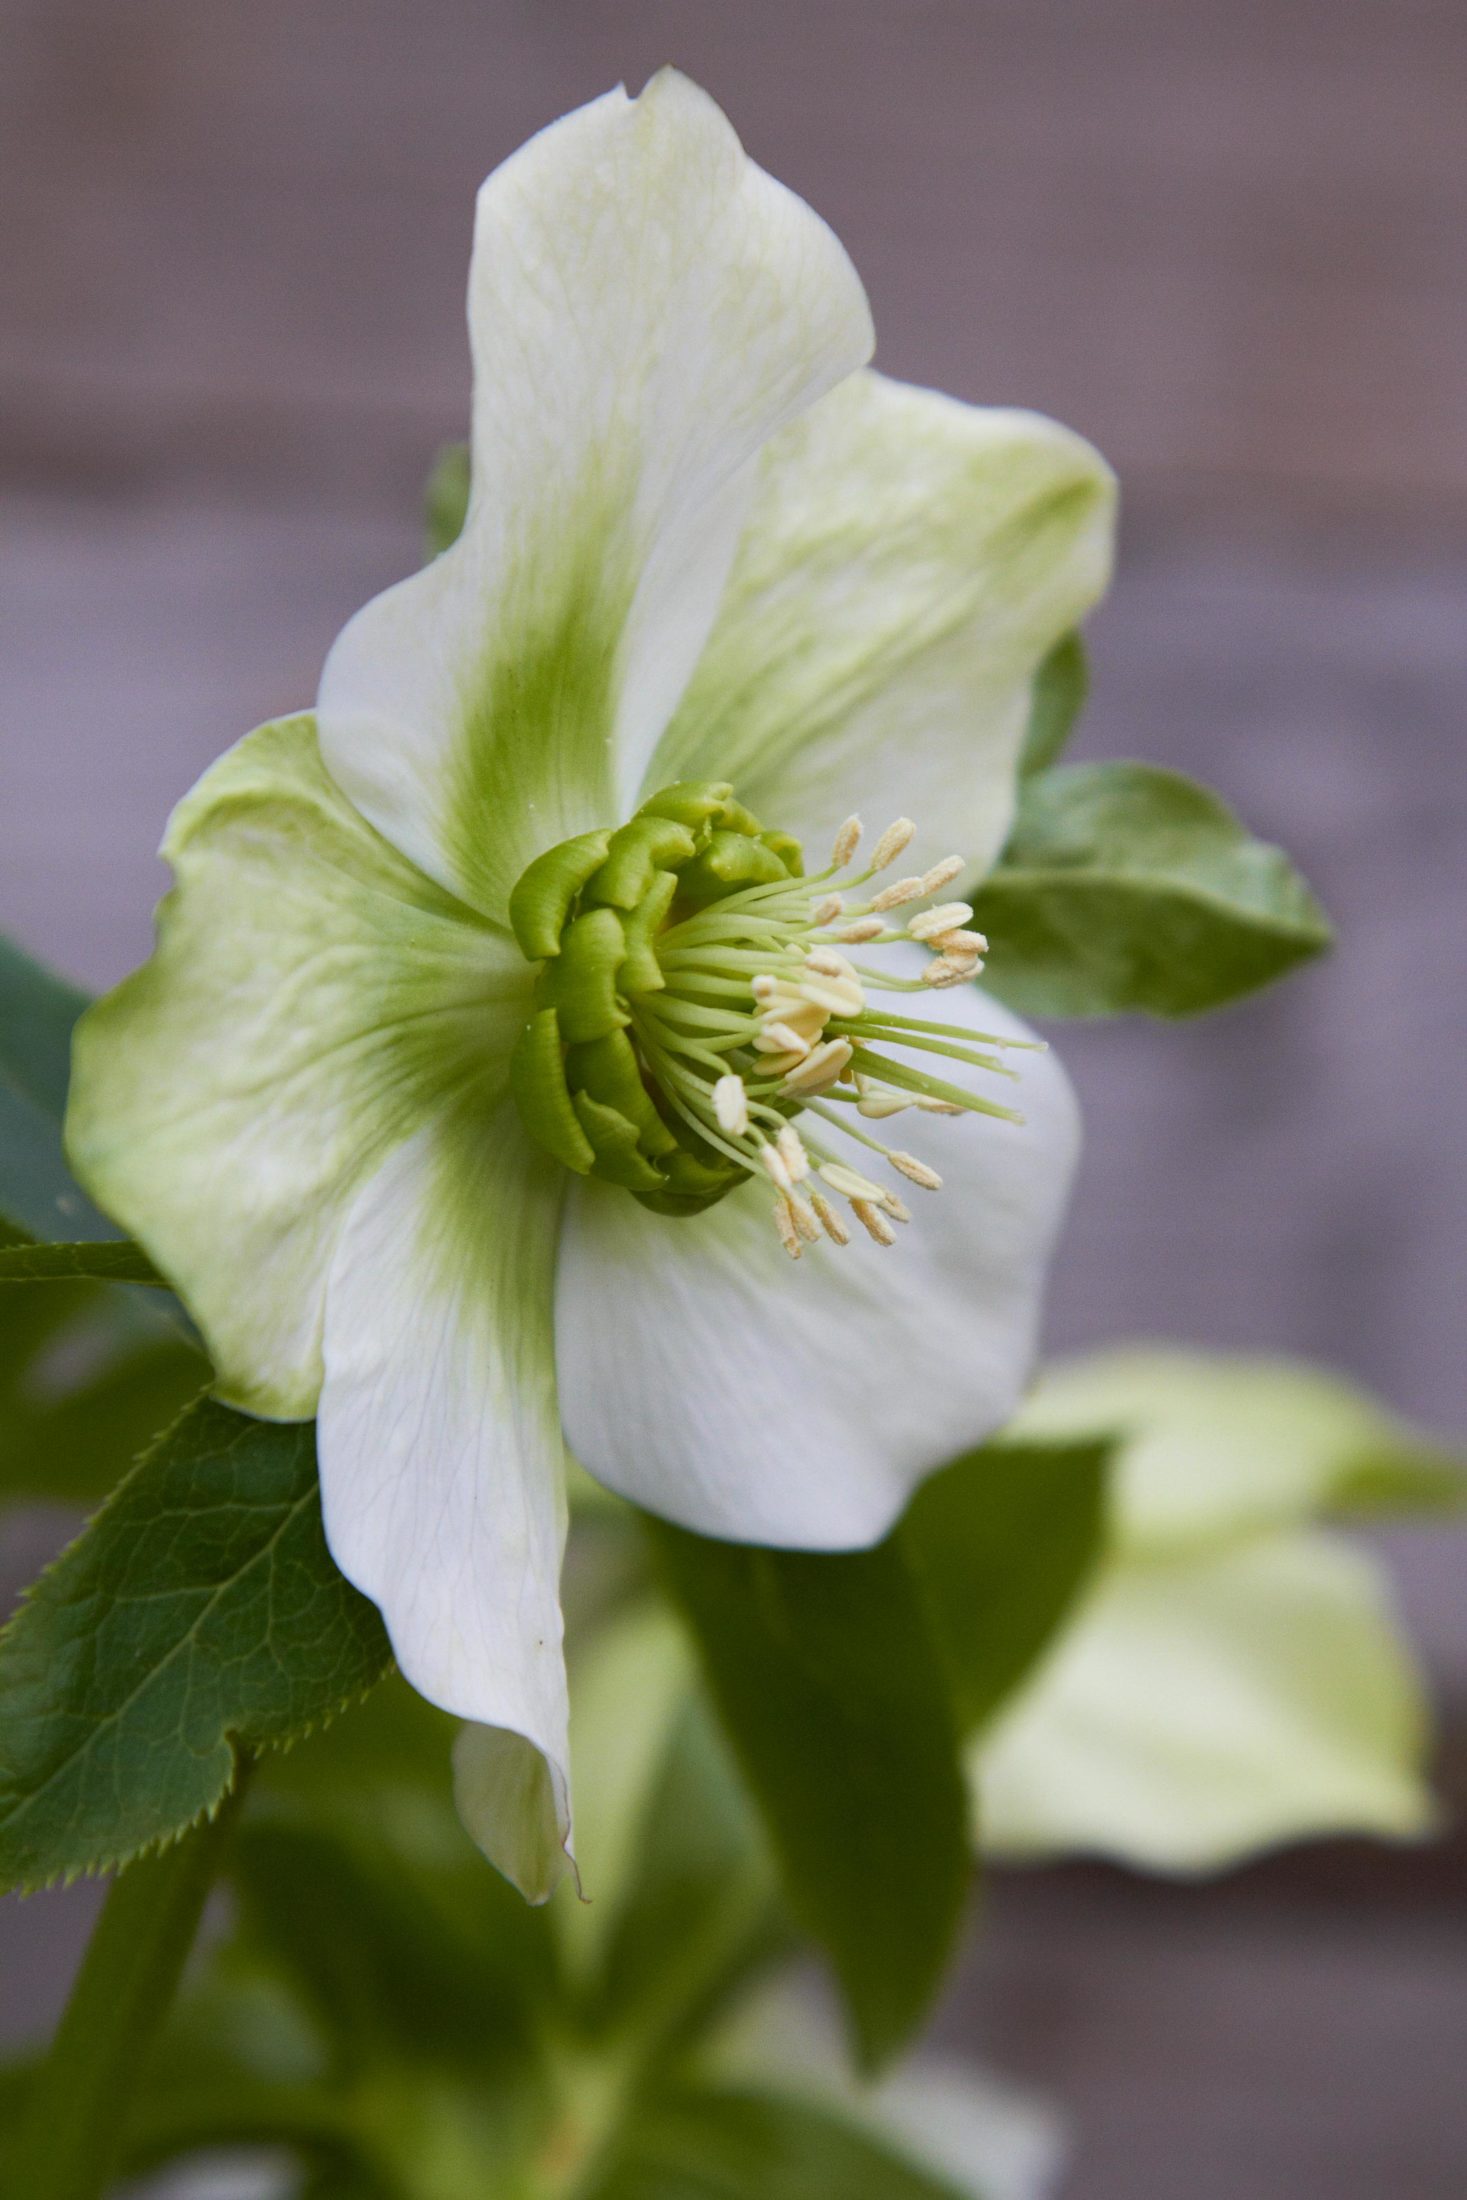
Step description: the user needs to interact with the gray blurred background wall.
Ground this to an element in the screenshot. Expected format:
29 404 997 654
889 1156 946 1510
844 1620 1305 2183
2 4 1464 2195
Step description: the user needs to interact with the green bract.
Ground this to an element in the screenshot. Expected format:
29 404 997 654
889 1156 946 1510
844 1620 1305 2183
63 71 1115 1899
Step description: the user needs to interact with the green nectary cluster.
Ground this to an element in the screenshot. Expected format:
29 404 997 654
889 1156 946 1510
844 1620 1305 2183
507 780 805 1214
507 780 1030 1243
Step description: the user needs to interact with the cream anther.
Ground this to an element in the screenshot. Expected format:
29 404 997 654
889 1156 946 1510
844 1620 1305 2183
818 1160 886 1203
779 1037 853 1096
871 875 927 913
805 946 858 980
776 1123 811 1181
857 1091 913 1119
881 1192 913 1224
851 1197 897 1247
908 901 974 941
758 1142 794 1193
835 916 884 943
812 894 844 924
755 1021 813 1056
713 1073 749 1136
831 815 863 867
809 1191 850 1245
921 856 965 894
788 1192 821 1244
889 1151 942 1190
871 818 916 870
935 928 987 955
772 1197 803 1259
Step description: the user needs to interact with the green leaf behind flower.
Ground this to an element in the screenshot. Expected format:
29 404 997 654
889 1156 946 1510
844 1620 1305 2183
973 761 1331 1017
903 1437 1113 1736
645 1521 969 2072
1019 630 1088 776
591 2084 972 2200
0 1238 164 1284
0 1398 391 1890
423 441 471 559
0 933 119 1243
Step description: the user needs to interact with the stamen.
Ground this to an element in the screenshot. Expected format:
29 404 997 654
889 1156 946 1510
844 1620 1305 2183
834 916 884 943
756 1021 814 1056
871 874 927 913
818 1161 887 1203
871 818 916 870
908 901 974 942
773 1197 803 1260
812 894 844 924
809 1190 850 1245
889 1151 942 1190
713 1073 749 1136
779 1037 853 1096
787 1191 822 1244
776 1123 810 1181
851 1197 897 1247
805 946 859 980
831 815 863 867
758 1142 794 1194
856 1091 913 1119
921 856 965 893
881 1192 913 1224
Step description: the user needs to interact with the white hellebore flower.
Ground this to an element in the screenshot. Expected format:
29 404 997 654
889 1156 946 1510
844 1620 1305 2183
66 74 1114 1898
974 1351 1439 1870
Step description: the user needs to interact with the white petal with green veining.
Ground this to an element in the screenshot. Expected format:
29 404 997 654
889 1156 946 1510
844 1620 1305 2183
975 1531 1433 1870
647 370 1115 879
317 1102 573 1901
1014 1346 1460 1553
317 70 873 924
555 980 1079 1547
65 715 525 1417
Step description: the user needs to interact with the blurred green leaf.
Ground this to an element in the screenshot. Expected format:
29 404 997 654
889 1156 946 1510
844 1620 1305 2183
973 761 1331 1018
1019 630 1087 776
423 441 471 560
591 2083 973 2200
646 1523 969 2071
903 1438 1113 1736
0 1324 208 1508
0 1399 391 1889
0 1237 163 1284
0 933 117 1242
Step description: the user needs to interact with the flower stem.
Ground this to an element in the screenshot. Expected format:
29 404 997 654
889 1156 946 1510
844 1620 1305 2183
11 1759 253 2200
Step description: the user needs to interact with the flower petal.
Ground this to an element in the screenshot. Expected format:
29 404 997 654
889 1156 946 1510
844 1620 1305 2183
1015 1346 1462 1555
556 983 1079 1547
647 369 1115 879
317 71 873 922
317 1102 573 1901
66 714 523 1417
974 1530 1434 1871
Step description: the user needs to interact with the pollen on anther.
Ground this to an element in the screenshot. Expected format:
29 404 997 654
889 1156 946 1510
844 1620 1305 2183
871 818 916 870
776 1123 810 1181
809 1190 850 1245
889 1150 942 1190
713 1073 749 1137
908 901 974 942
773 1198 803 1259
812 894 844 924
871 875 927 913
831 815 863 867
835 916 884 943
851 1197 897 1247
921 856 965 894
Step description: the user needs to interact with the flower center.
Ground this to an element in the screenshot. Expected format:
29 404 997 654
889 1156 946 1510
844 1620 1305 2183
506 780 1036 1252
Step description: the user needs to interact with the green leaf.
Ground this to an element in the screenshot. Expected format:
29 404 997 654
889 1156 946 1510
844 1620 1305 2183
972 761 1331 1018
903 1438 1113 1735
646 1522 969 2070
0 1398 391 1890
0 1237 164 1284
1019 630 1087 776
0 1326 209 1509
423 440 471 560
591 2083 971 2200
0 933 118 1242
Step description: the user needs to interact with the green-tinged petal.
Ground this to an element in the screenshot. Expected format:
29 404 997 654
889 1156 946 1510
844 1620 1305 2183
557 981 1079 1547
648 370 1114 880
317 1101 573 1903
65 714 525 1417
317 71 873 924
974 1530 1434 1871
1014 1347 1465 1555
